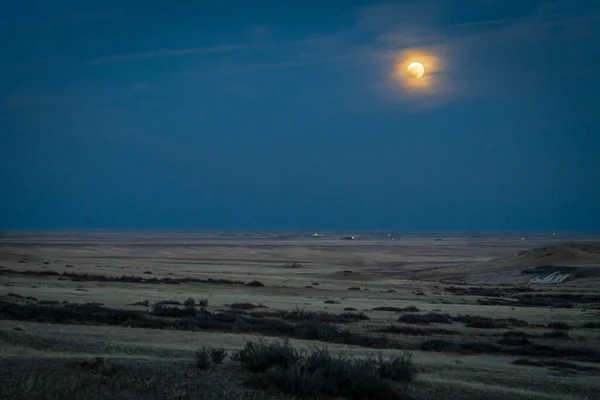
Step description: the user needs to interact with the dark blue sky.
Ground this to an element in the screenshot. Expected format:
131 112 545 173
1 0 599 231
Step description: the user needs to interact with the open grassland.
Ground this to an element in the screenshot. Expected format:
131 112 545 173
1 232 599 399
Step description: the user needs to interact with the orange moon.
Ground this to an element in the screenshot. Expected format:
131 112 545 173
407 61 425 79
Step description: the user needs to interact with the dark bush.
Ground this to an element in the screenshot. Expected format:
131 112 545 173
196 347 211 369
237 338 300 373
372 306 420 312
512 358 599 371
156 300 181 306
548 322 570 331
398 313 452 325
463 317 507 329
377 352 417 383
184 297 195 307
420 339 501 354
231 302 258 310
251 308 368 324
247 280 265 287
453 315 526 329
197 298 209 307
151 302 185 317
376 325 460 336
241 340 417 399
583 322 600 329
294 321 340 341
543 329 571 339
498 331 532 346
210 347 227 364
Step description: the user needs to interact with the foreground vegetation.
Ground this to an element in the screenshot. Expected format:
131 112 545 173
2 299 599 363
196 339 417 399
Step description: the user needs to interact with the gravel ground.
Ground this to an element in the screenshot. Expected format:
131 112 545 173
0 357 289 400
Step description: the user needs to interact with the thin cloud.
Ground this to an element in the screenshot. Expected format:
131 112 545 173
246 54 355 70
87 45 247 65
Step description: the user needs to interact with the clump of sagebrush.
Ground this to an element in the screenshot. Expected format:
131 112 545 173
398 313 452 325
196 347 211 369
184 297 196 307
156 300 181 306
197 298 209 307
548 322 570 331
230 302 258 310
372 306 420 313
236 338 417 399
236 338 300 373
247 280 265 287
210 347 227 364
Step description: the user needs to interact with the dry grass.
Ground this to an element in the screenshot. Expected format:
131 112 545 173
1 234 599 399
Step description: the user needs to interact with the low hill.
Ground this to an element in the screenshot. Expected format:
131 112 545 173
421 243 600 285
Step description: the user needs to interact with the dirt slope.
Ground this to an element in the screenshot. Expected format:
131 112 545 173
420 243 600 284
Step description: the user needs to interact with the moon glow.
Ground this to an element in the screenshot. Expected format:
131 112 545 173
407 61 425 79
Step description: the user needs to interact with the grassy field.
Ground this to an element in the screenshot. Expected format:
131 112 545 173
1 232 599 399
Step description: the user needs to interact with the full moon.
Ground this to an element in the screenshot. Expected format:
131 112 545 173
407 61 425 79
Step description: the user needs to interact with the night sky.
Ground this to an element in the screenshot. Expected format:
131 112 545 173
1 0 599 231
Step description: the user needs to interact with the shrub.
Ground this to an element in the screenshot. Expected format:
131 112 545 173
464 317 507 329
583 322 600 329
498 331 532 346
377 352 417 383
251 308 369 324
237 338 299 373
512 358 599 372
265 363 325 397
294 321 340 341
196 347 211 369
184 297 195 307
231 302 258 310
398 313 452 325
210 347 227 364
376 325 459 336
372 306 420 312
240 340 417 399
197 298 209 307
151 302 184 317
543 329 571 339
548 322 570 331
75 357 116 375
247 280 265 287
156 300 181 306
420 339 501 354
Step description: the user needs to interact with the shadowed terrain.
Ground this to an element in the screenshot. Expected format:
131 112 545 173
1 232 599 399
